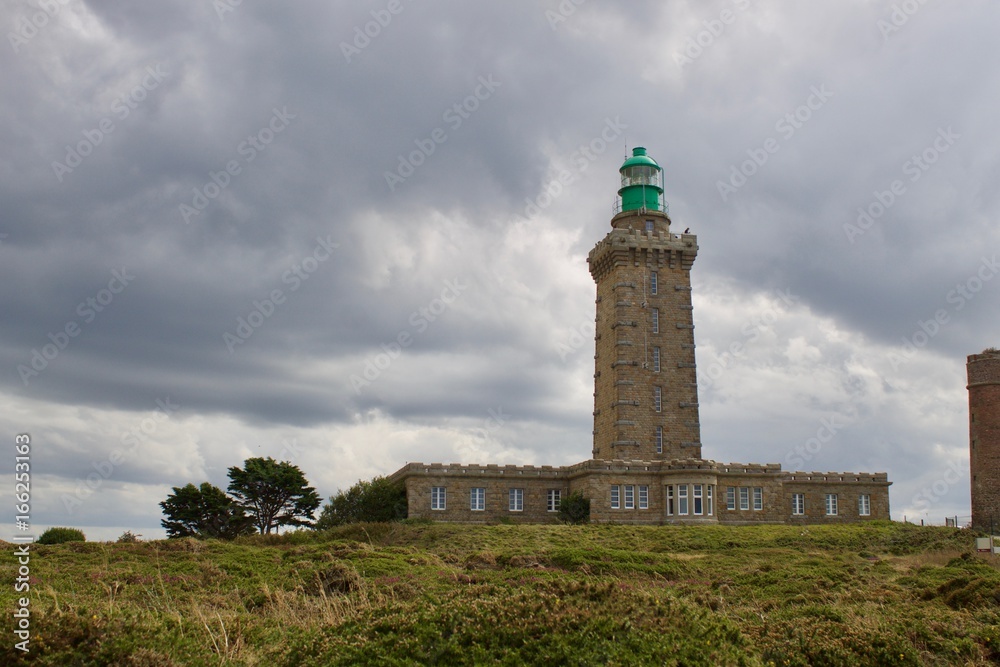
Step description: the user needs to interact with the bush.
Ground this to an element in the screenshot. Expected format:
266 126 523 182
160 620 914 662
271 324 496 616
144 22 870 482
117 530 140 543
38 527 86 544
317 476 407 528
558 491 591 524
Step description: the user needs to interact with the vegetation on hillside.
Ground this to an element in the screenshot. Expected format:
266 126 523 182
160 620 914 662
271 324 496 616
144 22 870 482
316 476 407 528
1 522 998 665
160 457 320 538
35 527 85 545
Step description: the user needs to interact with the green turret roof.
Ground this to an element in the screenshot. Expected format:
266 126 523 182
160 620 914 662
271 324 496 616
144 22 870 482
620 147 661 171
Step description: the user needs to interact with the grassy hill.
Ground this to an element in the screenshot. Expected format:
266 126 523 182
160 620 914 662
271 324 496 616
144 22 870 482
2 522 998 666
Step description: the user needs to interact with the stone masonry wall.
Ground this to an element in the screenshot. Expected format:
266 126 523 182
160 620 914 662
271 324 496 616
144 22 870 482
393 460 890 525
969 351 1000 531
589 210 701 462
396 464 568 524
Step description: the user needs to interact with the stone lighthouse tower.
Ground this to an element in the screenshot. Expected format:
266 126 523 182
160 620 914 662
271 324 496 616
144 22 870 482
587 148 702 461
968 348 1000 531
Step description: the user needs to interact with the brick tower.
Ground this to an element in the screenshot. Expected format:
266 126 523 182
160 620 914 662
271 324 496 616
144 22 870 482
968 348 1000 531
588 148 701 461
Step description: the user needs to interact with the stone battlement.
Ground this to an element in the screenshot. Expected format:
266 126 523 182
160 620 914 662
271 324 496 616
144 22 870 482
784 472 890 484
968 350 1000 386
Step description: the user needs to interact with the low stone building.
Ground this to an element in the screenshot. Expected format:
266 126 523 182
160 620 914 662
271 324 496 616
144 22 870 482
390 147 892 524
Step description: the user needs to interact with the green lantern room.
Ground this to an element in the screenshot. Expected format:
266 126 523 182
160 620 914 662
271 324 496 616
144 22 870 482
616 147 665 214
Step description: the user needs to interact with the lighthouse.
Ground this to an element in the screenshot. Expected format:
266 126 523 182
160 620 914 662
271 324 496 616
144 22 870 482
588 147 702 461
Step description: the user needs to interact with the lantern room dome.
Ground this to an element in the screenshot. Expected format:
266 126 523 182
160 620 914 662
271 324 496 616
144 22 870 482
616 146 664 214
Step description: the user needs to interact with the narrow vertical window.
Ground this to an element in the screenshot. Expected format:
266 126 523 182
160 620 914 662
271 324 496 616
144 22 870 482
509 488 523 512
650 271 658 295
651 308 659 334
610 485 620 510
739 487 749 511
753 487 763 511
547 489 561 512
693 484 703 515
470 487 485 511
654 386 662 412
431 486 446 511
858 494 870 516
726 487 736 511
666 485 674 515
624 485 635 509
655 426 663 454
792 493 805 516
652 347 660 372
678 485 689 515
638 485 649 510
645 220 654 233
825 494 838 516
706 485 714 516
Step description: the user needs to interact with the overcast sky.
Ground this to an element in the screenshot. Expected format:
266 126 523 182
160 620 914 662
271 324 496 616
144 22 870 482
2 0 997 540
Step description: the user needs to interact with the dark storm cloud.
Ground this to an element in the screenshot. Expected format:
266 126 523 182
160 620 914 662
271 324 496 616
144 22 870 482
2 0 998 537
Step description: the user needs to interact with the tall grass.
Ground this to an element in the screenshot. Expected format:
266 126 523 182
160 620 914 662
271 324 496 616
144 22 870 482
1 522 997 665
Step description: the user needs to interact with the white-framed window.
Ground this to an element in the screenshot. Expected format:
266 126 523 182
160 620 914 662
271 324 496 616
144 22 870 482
509 488 523 512
825 493 838 516
431 486 446 511
638 485 649 510
650 271 658 295
666 485 674 515
652 347 660 372
470 487 485 511
739 487 749 511
651 308 659 334
726 486 736 511
693 484 703 515
858 494 870 516
645 220 654 233
792 493 805 516
654 386 662 412
753 487 763 511
624 485 635 509
678 484 689 515
706 485 714 516
610 485 620 510
655 426 663 454
547 489 561 512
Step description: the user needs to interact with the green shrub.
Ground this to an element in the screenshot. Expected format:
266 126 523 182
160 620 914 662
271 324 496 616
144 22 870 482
117 530 140 543
558 491 591 524
317 476 407 528
38 526 86 544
